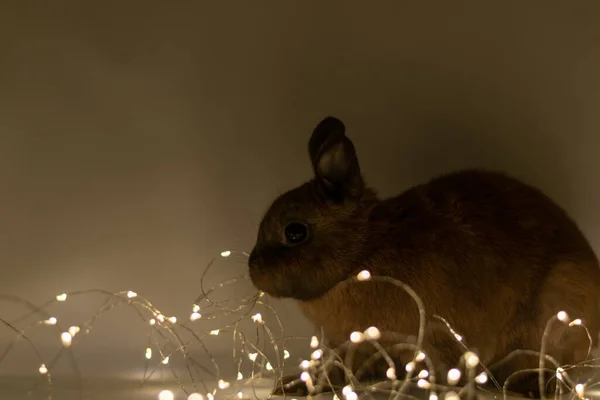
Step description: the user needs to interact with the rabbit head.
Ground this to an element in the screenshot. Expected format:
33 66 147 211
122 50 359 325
248 117 379 300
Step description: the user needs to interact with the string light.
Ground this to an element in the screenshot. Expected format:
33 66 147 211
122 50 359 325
405 362 415 372
310 335 319 348
556 367 564 381
475 372 488 385
265 362 273 371
157 314 165 323
364 326 381 340
445 391 460 400
464 351 479 367
188 394 204 400
190 312 201 321
311 349 323 360
386 367 396 380
158 390 174 400
570 318 582 326
357 270 371 281
248 353 257 362
127 291 137 298
168 316 177 324
68 326 80 337
251 313 263 323
217 379 230 389
283 350 290 359
145 348 152 360
44 317 57 325
237 391 243 399
575 383 585 398
300 372 310 382
415 351 426 362
220 250 232 257
417 379 430 389
56 293 67 302
237 372 243 380
61 332 72 347
38 364 48 375
192 304 200 313
210 329 220 335
350 331 364 343
149 318 156 325
429 394 438 400
162 356 170 365
557 310 569 322
418 369 429 379
300 360 310 370
447 368 461 385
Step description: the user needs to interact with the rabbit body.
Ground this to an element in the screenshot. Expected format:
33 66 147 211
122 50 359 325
248 117 600 396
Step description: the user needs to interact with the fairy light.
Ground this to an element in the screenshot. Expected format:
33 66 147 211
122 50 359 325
56 293 67 302
220 250 231 257
415 351 426 362
145 348 152 360
429 394 438 400
210 329 220 335
405 362 415 372
237 391 243 399
44 317 57 325
68 326 80 337
417 379 430 389
149 318 156 325
283 350 290 359
557 310 569 322
207 394 214 400
300 372 310 382
556 367 564 381
265 362 273 371
127 291 137 298
310 335 319 348
386 367 396 380
157 314 165 323
418 369 429 379
342 386 358 400
192 304 200 313
162 356 170 365
454 334 463 342
464 351 479 367
237 372 243 380
168 316 177 324
61 332 72 347
342 386 353 396
251 313 263 323
248 353 257 362
190 312 201 321
447 368 461 385
445 391 460 400
218 379 230 389
38 364 48 375
475 372 488 385
357 270 371 281
311 349 323 360
300 360 310 370
570 318 582 326
350 331 364 343
158 390 174 400
188 394 204 400
364 326 381 340
575 383 585 398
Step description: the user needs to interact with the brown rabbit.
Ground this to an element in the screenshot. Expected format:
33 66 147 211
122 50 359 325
248 116 600 398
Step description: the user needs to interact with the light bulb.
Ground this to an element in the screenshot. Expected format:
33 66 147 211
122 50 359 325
357 270 371 281
61 332 72 347
158 390 174 400
39 364 48 374
364 326 381 340
56 293 67 302
447 368 461 385
350 331 364 343
221 250 232 257
127 291 137 298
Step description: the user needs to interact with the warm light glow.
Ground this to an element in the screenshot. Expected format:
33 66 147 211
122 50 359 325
237 391 243 399
56 293 67 302
415 351 426 362
158 390 174 400
350 331 364 343
557 311 569 322
44 317 57 325
210 329 219 335
364 326 381 340
429 395 438 400
162 357 170 365
190 312 201 321
145 348 152 359
68 326 80 337
168 316 177 324
157 314 165 323
465 351 479 367
311 349 323 360
251 313 263 323
570 318 582 326
454 334 463 342
149 319 156 325
237 372 243 380
418 370 429 379
39 364 48 374
345 391 358 400
386 367 396 380
300 372 310 382
283 350 290 359
445 391 459 400
475 372 488 385
188 394 204 400
405 362 415 372
417 379 430 389
575 383 585 397
248 353 257 361
218 379 230 389
300 360 310 370
127 291 137 298
221 250 232 257
310 336 319 348
447 368 461 385
357 270 371 281
342 386 352 396
266 362 273 371
192 304 200 313
61 332 72 347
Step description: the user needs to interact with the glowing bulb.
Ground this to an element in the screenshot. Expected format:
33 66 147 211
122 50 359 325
300 372 310 382
207 394 214 400
251 313 263 323
345 391 358 400
475 372 488 385
300 360 310 369
350 331 364 343
418 370 429 379
310 336 319 348
557 311 569 322
145 348 152 359
405 362 415 372
158 390 174 400
237 372 243 380
454 334 463 342
190 312 201 321
266 362 273 371
570 318 582 326
283 350 290 359
556 370 563 381
575 383 585 397
56 293 67 302
311 349 323 360
465 352 479 367
342 386 353 396
445 392 459 400
221 250 232 257
61 332 72 347
149 319 156 325
44 317 57 325
218 379 230 389
357 270 371 281
168 316 177 324
210 329 220 336
417 379 430 389
192 304 200 312
188 394 204 400
157 314 165 323
415 351 426 362
248 353 258 361
237 392 243 399
68 326 80 337
364 326 381 340
429 395 438 400
447 368 461 385
162 357 170 365
386 367 396 380
39 364 48 374
127 291 137 298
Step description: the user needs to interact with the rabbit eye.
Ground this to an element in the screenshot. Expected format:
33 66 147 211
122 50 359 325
284 222 309 245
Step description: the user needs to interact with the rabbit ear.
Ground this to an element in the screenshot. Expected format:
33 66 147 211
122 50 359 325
308 116 363 200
